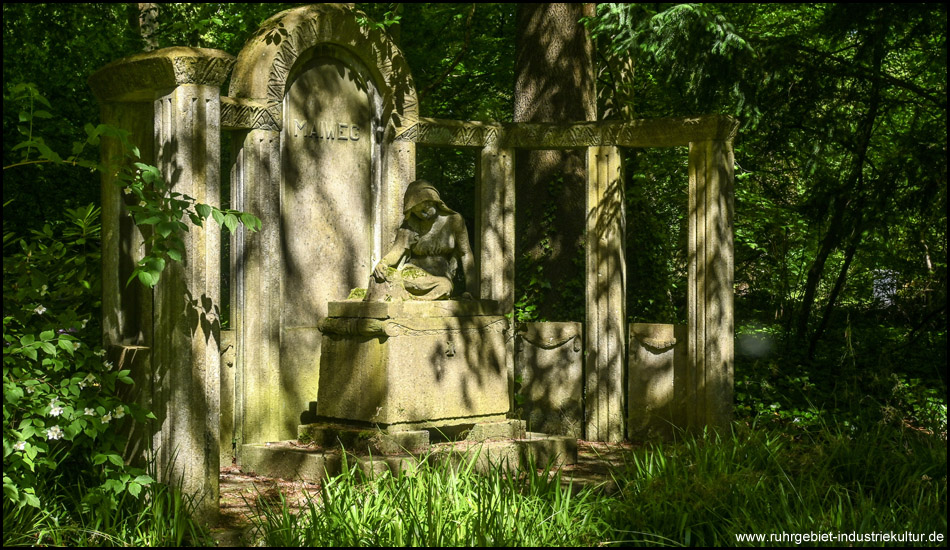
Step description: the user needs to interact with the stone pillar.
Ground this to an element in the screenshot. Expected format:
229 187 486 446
89 47 235 521
584 146 625 442
476 142 515 409
229 128 282 448
687 139 735 430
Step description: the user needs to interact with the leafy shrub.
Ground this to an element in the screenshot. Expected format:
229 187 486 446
2 203 154 511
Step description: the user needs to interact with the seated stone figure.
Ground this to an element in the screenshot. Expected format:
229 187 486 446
365 179 477 301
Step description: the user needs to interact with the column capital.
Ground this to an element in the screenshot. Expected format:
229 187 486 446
89 47 235 103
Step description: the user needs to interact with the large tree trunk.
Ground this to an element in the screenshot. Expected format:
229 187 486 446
133 3 158 51
514 3 596 321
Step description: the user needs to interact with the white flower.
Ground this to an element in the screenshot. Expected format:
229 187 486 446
81 319 89 328
47 425 63 440
123 186 132 195
101 413 112 424
14 441 26 451
79 373 96 389
114 406 126 419
103 360 113 369
34 305 47 315
84 408 95 416
40 285 48 296
26 386 35 394
50 405 64 417
72 342 81 351
95 349 107 357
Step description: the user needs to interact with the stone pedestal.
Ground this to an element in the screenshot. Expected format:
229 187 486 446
514 322 583 437
628 323 687 440
316 301 510 432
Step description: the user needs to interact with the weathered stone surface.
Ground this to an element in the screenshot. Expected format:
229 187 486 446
89 47 235 103
93 47 231 522
394 115 739 149
297 423 430 454
220 97 280 131
688 140 735 430
520 433 578 468
476 142 516 409
466 420 526 441
628 323 687 440
316 302 509 430
227 5 418 447
328 299 500 319
585 146 625 442
228 4 418 133
514 322 583 437
220 330 236 467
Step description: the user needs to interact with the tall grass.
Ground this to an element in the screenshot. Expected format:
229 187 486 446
604 418 947 546
2 471 210 547
251 450 611 547
253 416 946 547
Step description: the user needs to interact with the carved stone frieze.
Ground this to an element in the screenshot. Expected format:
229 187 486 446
395 115 740 149
220 97 281 131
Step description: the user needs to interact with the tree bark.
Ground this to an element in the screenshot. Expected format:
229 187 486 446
514 3 596 320
133 3 158 51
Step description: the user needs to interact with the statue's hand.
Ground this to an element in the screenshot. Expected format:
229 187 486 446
372 261 389 283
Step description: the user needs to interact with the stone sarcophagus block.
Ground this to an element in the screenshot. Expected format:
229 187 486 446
514 322 583 437
316 301 509 432
628 323 687 439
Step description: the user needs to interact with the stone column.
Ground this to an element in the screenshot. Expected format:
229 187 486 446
584 146 625 442
687 139 735 430
229 127 282 448
476 142 515 410
89 47 235 521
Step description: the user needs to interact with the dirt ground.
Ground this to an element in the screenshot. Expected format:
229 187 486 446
211 440 634 546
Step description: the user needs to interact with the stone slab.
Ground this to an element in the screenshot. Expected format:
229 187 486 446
466 420 526 441
327 299 500 319
297 423 430 454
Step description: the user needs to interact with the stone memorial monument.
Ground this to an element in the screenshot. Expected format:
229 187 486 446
90 3 737 521
313 179 510 443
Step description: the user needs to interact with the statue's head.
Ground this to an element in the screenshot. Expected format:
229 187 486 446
403 179 452 221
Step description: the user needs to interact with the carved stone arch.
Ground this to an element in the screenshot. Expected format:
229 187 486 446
229 3 419 133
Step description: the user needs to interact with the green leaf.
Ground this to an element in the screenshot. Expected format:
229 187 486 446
223 213 238 233
166 248 182 262
195 203 212 219
136 270 155 287
157 221 177 238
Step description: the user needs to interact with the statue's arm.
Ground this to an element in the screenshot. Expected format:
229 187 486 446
373 229 410 281
452 215 478 298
